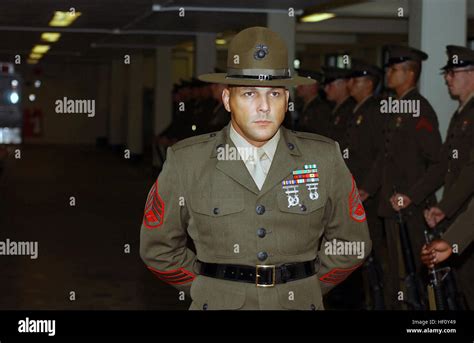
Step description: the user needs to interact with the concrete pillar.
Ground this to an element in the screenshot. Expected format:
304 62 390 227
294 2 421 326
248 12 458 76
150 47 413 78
267 13 296 80
154 47 173 167
409 0 466 199
95 64 109 146
127 54 144 158
268 12 297 119
409 0 467 141
108 59 126 149
194 33 216 76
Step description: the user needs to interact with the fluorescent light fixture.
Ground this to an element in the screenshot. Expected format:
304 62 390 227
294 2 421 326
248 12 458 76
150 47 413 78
215 39 226 45
32 45 50 54
41 32 61 42
29 53 43 60
49 11 82 27
300 13 335 23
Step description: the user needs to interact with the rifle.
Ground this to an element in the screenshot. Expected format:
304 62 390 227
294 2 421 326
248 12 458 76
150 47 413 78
363 251 385 310
424 229 447 310
424 224 463 310
393 186 425 310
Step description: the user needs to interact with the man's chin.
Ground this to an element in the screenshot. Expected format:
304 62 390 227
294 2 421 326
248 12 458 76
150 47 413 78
253 129 278 141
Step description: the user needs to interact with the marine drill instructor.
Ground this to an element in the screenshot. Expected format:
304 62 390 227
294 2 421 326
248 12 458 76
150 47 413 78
140 26 371 310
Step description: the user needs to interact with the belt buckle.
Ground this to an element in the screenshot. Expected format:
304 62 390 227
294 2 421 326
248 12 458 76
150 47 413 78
256 265 276 287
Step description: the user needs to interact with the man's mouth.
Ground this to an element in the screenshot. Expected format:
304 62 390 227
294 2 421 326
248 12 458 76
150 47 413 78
253 120 272 125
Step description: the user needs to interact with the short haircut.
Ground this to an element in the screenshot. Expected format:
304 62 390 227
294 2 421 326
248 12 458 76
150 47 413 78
403 60 422 82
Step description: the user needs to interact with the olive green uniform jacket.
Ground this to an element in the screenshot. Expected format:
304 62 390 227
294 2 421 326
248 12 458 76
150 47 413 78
140 124 372 310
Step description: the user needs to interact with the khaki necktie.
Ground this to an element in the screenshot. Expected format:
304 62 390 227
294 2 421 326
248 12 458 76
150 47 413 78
251 148 268 190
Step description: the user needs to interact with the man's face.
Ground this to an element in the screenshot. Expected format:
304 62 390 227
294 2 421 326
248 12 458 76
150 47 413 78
348 76 371 99
324 79 347 102
296 84 317 99
222 86 289 146
386 62 411 89
444 67 474 98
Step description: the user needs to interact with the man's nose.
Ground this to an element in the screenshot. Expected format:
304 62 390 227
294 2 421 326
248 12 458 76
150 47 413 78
258 95 270 113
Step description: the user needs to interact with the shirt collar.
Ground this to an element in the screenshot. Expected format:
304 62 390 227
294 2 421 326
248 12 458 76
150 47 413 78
399 87 417 100
458 92 474 113
332 96 351 114
353 94 373 113
229 121 280 163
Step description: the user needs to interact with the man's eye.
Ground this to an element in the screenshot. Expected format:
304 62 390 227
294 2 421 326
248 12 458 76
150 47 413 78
243 92 254 97
271 91 281 97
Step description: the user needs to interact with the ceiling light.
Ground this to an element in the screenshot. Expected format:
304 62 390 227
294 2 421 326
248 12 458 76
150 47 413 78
300 13 335 23
41 32 61 42
49 11 82 27
32 45 50 54
29 53 43 60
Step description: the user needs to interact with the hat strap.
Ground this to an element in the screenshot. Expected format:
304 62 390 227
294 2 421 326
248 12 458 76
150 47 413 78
226 67 291 80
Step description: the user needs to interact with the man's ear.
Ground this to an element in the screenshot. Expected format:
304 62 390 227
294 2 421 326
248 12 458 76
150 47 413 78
222 87 231 112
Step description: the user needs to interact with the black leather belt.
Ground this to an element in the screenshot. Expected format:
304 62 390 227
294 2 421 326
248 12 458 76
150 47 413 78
198 259 317 287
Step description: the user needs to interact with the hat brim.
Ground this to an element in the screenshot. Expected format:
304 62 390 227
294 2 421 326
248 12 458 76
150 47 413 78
198 73 315 87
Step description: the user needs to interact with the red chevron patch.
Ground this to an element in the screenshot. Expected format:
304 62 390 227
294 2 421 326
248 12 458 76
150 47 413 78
143 180 165 229
319 262 363 284
349 176 366 222
147 266 195 285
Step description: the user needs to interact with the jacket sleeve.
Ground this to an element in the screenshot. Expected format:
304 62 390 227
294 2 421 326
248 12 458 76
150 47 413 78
442 198 474 255
438 145 474 218
139 147 197 296
361 150 383 196
317 142 372 295
406 142 447 205
406 113 444 204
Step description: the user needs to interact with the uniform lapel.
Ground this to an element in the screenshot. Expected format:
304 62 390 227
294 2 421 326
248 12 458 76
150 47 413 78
258 127 302 199
214 124 260 195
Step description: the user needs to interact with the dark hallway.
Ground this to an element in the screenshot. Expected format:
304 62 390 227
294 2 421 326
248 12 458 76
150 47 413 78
0 144 188 310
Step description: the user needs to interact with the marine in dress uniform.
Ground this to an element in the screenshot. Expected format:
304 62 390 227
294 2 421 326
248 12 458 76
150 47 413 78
295 70 332 136
359 45 443 309
322 67 356 146
345 59 386 309
139 26 372 310
411 45 474 309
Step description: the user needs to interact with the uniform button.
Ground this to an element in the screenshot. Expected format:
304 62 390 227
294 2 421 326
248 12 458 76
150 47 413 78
257 228 266 238
256 205 266 215
300 204 307 212
257 251 268 261
213 207 220 215
287 143 295 150
210 133 216 137
203 304 208 310
310 304 316 311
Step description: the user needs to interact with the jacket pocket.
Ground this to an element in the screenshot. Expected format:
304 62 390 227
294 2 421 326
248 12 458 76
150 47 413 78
189 275 246 310
275 189 325 255
276 274 324 310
